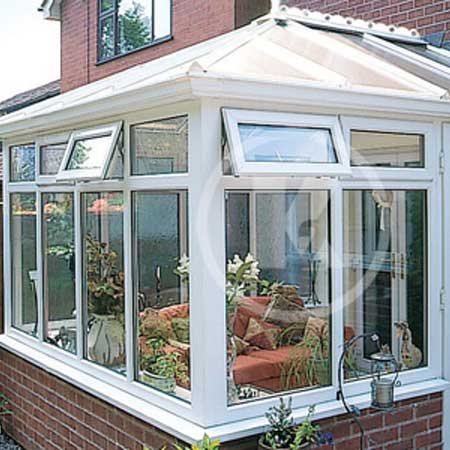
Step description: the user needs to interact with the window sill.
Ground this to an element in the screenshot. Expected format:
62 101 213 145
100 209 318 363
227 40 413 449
96 35 173 66
0 333 448 444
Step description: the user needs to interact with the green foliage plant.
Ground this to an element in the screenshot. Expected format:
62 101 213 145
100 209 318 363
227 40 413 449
289 406 319 449
263 397 294 448
281 334 329 390
141 338 189 387
85 234 125 316
156 433 221 450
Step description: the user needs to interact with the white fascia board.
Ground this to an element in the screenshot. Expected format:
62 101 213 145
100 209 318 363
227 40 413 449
40 0 62 20
363 34 450 89
0 76 195 139
189 73 450 119
3 72 450 141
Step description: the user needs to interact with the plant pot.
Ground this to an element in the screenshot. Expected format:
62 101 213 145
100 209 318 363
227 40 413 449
87 314 125 367
142 370 176 393
257 436 312 450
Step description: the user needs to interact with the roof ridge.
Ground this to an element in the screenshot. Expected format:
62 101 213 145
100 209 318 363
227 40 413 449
276 5 421 41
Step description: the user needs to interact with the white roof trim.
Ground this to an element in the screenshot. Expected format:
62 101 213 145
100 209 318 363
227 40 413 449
269 6 423 44
1 17 449 138
39 0 62 21
362 33 450 89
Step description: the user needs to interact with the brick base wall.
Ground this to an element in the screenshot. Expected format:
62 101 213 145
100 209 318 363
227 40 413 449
0 349 443 450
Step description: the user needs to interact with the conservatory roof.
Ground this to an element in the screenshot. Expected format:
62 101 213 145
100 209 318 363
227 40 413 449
1 7 450 136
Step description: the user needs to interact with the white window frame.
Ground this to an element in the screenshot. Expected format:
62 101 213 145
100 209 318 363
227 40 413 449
222 108 351 177
57 122 122 182
0 100 447 444
341 116 437 181
36 133 70 184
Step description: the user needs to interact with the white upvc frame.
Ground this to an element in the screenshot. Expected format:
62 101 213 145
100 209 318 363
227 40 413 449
36 132 70 184
341 116 437 181
57 122 122 182
222 108 351 177
1 97 448 444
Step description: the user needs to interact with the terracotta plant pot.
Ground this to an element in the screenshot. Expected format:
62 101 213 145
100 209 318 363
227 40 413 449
257 436 312 450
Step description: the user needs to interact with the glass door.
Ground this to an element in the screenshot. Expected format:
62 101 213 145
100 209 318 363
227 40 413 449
344 190 427 377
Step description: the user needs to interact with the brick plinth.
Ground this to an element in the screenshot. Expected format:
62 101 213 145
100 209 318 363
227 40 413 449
0 349 443 450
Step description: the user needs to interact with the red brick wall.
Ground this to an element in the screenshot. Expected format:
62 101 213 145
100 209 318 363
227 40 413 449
0 348 443 450
61 0 236 93
285 0 450 41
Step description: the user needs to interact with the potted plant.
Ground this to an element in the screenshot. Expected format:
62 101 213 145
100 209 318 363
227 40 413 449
282 334 330 390
141 338 189 393
85 234 126 367
175 253 277 402
258 399 330 450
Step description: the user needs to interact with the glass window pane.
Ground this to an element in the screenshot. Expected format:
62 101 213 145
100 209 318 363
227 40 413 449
99 16 115 61
43 193 76 353
105 132 124 180
10 144 35 182
225 190 331 405
351 131 424 168
83 192 125 374
118 0 152 54
67 134 113 171
100 0 114 12
11 194 37 336
131 115 188 176
343 190 427 381
134 191 190 401
238 125 337 163
40 143 66 175
154 0 171 40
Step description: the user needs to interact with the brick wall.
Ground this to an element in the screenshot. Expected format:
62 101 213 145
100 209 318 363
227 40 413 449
61 0 236 93
285 0 450 41
0 348 443 450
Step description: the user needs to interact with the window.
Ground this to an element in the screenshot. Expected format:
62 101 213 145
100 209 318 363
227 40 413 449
343 190 428 379
222 109 349 176
43 193 76 353
11 194 37 336
40 142 67 176
82 192 125 373
130 115 188 176
225 190 331 404
58 123 122 181
351 131 424 168
98 0 172 62
133 191 190 400
10 144 35 182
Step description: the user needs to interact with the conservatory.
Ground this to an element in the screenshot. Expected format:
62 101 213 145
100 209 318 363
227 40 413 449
1 7 450 444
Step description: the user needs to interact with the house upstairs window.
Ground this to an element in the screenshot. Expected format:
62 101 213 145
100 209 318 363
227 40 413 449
98 0 172 62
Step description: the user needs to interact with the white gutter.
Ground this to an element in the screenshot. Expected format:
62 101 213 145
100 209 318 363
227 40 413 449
38 0 62 21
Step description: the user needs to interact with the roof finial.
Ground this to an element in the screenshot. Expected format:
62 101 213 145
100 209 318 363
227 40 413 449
271 0 281 14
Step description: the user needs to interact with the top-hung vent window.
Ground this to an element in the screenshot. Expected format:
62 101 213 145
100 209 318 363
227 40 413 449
222 109 350 177
57 122 122 181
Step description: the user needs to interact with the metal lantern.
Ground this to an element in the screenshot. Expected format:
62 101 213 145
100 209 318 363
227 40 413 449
369 351 400 410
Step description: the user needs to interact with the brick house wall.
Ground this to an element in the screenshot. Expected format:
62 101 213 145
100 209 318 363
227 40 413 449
285 0 450 42
60 0 268 93
0 349 443 450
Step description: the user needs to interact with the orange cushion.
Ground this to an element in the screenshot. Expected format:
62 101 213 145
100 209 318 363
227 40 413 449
158 303 189 321
244 318 280 350
233 297 272 339
233 354 280 385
